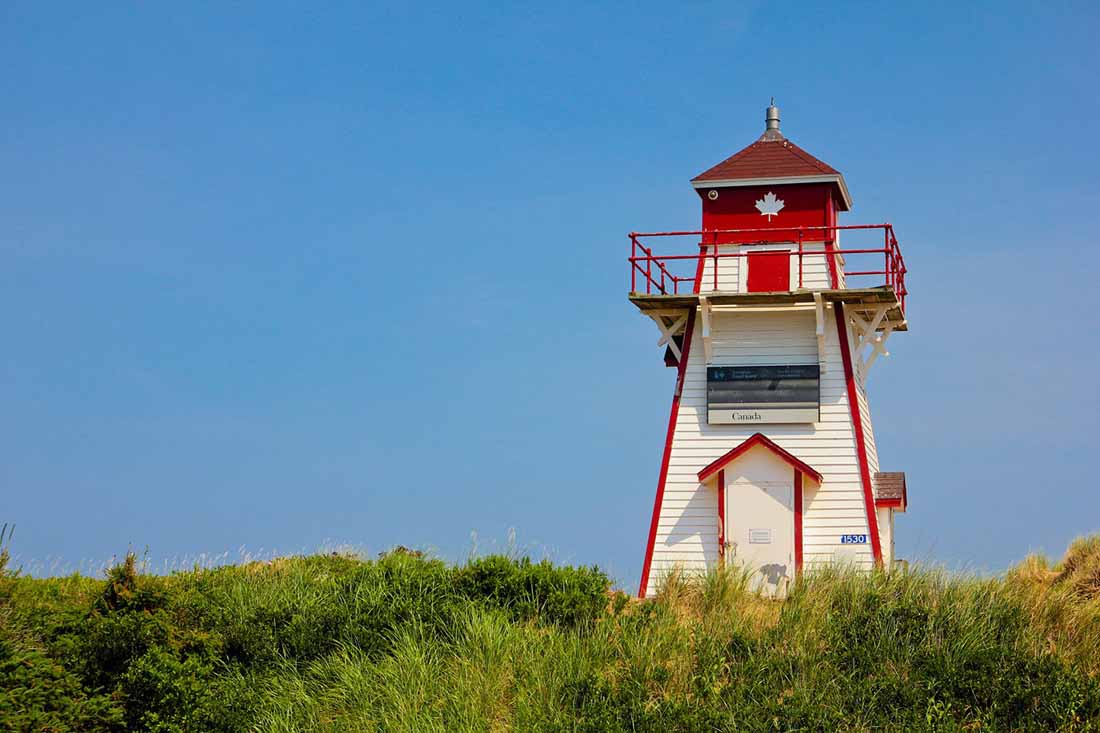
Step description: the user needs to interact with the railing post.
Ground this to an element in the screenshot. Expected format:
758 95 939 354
712 232 719 291
797 229 804 289
884 227 890 290
630 235 636 293
645 240 652 295
894 232 901 291
892 235 898 290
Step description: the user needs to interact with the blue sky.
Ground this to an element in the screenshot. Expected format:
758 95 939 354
2 2 1098 587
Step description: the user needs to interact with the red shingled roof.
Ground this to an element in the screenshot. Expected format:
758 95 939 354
692 137 840 182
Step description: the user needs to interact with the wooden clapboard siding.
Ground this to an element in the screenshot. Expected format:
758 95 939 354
858 387 880 486
854 360 879 474
796 242 835 290
697 243 741 292
643 305 879 596
706 310 817 364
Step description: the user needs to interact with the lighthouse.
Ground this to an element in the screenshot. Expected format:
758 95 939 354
632 101 910 598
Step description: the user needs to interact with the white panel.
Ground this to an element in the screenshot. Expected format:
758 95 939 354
708 407 820 425
724 452 794 596
876 507 893 567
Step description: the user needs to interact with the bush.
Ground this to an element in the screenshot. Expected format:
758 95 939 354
454 555 610 628
0 633 123 733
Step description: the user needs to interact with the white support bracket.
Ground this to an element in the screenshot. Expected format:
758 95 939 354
699 296 712 363
650 311 688 362
813 292 826 374
847 304 893 381
864 322 894 373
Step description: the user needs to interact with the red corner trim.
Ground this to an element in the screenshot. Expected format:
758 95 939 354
834 303 883 565
824 188 840 289
637 244 708 598
794 469 804 574
697 433 823 485
717 468 726 559
875 498 905 510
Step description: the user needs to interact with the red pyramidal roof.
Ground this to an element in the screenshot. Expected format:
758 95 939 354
691 103 852 209
692 137 840 182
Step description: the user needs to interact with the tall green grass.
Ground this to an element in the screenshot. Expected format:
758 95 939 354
3 539 1100 731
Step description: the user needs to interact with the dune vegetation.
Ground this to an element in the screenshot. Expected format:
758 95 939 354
3 529 1100 732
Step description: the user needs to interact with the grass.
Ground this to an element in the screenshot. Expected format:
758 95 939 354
2 535 1100 731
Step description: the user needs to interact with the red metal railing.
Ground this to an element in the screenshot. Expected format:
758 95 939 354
628 224 908 314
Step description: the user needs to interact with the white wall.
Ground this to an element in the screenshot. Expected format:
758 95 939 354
876 507 893 567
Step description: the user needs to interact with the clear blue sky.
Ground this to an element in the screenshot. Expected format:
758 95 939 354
3 2 1098 587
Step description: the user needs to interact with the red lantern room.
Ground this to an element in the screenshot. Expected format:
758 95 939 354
693 100 850 291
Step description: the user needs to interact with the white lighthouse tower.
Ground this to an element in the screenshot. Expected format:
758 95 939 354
632 102 910 597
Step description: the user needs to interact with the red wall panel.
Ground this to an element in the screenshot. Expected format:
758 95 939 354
698 182 833 244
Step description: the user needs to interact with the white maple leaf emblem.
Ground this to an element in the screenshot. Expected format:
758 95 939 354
755 191 785 220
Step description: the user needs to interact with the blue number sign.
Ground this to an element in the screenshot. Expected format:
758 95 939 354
840 534 868 544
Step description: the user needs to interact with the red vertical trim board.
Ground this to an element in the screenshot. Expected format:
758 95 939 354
824 189 840 289
636 246 708 597
793 469 804 574
833 303 883 565
716 468 726 560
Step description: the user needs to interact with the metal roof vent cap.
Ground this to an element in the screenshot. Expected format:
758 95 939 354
761 98 784 141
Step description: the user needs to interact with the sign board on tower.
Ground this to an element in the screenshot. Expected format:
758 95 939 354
706 365 820 424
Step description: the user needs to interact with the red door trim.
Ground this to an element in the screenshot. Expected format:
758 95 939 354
698 432 823 484
833 303 883 565
793 469 804 574
717 468 726 560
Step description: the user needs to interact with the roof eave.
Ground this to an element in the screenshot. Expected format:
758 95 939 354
876 497 907 513
697 433 824 484
690 174 853 211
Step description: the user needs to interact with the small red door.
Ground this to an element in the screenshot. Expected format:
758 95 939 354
746 250 790 292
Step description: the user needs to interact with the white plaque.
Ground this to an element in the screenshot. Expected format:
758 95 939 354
748 528 773 544
708 407 819 425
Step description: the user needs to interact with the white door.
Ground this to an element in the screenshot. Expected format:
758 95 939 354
725 478 794 597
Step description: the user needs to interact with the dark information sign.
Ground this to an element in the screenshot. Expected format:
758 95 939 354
706 364 820 424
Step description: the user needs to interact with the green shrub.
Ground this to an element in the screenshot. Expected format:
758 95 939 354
0 632 123 732
454 555 610 628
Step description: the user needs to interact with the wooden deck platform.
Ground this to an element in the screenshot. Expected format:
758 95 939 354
628 286 907 331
